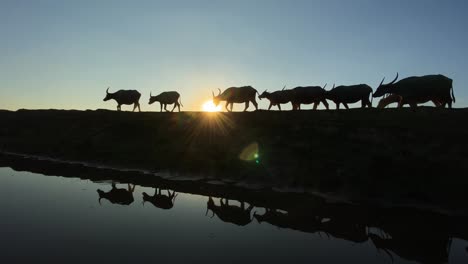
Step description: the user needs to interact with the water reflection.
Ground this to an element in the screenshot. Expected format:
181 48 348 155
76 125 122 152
142 188 178 210
206 197 254 226
317 204 370 243
97 183 135 205
367 208 452 264
1 155 468 264
253 204 459 263
254 207 323 234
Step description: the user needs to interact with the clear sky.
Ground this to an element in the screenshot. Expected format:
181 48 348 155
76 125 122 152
1 0 467 111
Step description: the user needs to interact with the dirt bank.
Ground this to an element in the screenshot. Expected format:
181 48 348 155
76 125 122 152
1 108 467 205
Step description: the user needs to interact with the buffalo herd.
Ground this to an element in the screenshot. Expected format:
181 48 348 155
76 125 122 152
103 73 455 112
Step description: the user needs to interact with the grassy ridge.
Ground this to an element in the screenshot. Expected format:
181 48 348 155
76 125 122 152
1 108 467 205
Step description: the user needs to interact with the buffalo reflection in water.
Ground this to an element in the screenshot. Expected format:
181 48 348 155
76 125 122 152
142 188 178 210
206 197 254 226
254 204 368 244
97 183 135 205
254 207 324 234
367 208 452 264
254 204 455 264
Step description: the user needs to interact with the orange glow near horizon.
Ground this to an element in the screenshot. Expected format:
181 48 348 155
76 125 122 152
202 100 222 112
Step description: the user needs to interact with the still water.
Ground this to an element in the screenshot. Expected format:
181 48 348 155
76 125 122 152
0 166 467 264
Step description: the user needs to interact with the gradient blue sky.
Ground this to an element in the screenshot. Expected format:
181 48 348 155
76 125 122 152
1 0 467 111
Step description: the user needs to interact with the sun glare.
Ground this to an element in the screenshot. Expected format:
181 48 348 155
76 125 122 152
202 100 222 112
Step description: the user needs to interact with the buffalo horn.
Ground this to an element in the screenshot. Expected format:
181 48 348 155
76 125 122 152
389 72 399 85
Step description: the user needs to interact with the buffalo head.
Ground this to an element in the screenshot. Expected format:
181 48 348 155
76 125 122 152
212 88 222 106
258 90 270 100
103 87 113 101
325 84 336 100
373 73 399 98
148 92 158 105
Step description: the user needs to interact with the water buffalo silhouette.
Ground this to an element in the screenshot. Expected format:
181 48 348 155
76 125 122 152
326 84 373 109
148 91 183 112
373 73 455 109
291 84 329 110
206 197 254 226
212 86 260 112
103 87 141 112
142 188 178 210
377 93 442 108
97 183 136 205
258 86 295 110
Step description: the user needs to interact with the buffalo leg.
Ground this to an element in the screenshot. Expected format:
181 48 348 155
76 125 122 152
313 102 318 110
136 102 141 112
244 101 250 112
160 102 163 112
361 99 371 108
322 99 329 110
291 102 297 110
177 102 181 112
164 104 169 112
278 104 282 111
133 102 140 112
230 103 234 112
335 102 340 110
171 103 177 112
225 102 230 112
446 98 452 108
268 103 273 110
343 103 349 110
251 99 258 111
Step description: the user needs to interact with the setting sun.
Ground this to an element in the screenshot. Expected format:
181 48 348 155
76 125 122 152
202 100 222 112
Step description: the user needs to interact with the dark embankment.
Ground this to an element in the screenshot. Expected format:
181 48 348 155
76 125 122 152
1 108 467 207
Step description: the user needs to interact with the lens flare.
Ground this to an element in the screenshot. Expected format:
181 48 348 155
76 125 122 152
202 100 221 112
239 142 260 163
